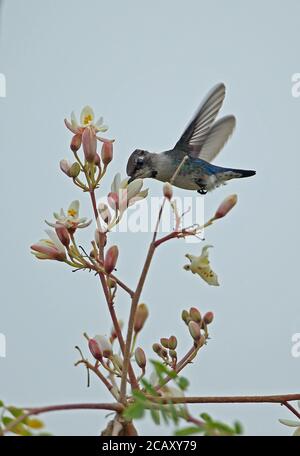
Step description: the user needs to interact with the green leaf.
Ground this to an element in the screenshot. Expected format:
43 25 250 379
175 426 203 436
2 417 32 436
167 402 180 425
151 360 177 379
150 408 160 425
200 412 212 423
177 376 189 391
0 400 4 407
141 379 159 396
8 407 24 419
132 390 147 403
234 421 243 435
160 407 170 424
26 418 44 429
123 402 145 420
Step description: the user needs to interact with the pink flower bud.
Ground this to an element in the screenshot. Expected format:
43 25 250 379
152 343 162 355
163 182 173 200
55 224 70 248
88 338 103 362
101 141 113 166
214 194 237 219
104 245 119 274
203 311 214 325
70 133 82 152
60 159 72 177
90 335 112 359
98 203 112 224
189 307 202 323
135 347 146 369
134 303 149 333
82 127 97 163
188 321 201 342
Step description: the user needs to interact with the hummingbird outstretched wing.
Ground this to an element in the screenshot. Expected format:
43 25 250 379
174 83 236 162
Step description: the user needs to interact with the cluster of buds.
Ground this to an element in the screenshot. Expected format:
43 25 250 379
62 106 114 191
182 307 214 347
97 173 148 232
181 307 214 348
152 335 178 367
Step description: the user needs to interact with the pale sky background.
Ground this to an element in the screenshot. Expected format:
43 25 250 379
1 0 300 436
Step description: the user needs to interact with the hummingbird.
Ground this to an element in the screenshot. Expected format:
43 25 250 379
126 83 255 194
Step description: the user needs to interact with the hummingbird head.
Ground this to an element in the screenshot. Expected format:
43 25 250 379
126 149 156 183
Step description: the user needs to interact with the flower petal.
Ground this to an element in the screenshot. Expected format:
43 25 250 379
111 173 121 193
278 419 300 427
80 105 94 126
68 200 80 218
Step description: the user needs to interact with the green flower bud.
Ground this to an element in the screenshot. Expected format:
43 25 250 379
160 338 170 349
69 162 81 178
181 309 191 325
135 347 146 369
168 335 177 350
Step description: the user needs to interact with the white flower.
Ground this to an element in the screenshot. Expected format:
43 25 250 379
46 200 92 232
184 245 219 286
107 173 148 217
31 230 66 261
64 105 108 134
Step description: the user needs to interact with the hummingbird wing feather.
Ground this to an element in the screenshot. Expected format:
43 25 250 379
174 83 226 152
196 115 236 162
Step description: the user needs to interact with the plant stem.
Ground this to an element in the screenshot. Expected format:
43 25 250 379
144 393 300 405
89 189 139 390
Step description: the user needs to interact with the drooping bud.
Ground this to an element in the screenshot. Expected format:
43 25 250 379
93 335 112 358
55 224 70 248
168 335 177 350
181 309 191 325
104 245 119 274
60 159 72 177
135 347 146 370
160 338 170 349
214 194 237 220
203 311 214 325
70 133 82 152
189 307 202 323
163 182 173 200
82 126 97 163
134 304 149 333
69 162 81 178
188 321 201 342
88 337 103 362
101 141 113 166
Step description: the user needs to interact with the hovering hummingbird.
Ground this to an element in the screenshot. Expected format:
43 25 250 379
126 83 255 194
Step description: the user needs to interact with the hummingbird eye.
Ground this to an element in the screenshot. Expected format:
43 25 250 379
136 156 144 168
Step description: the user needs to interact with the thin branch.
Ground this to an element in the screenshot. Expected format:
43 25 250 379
119 157 190 403
89 189 139 390
2 402 123 435
283 401 300 420
145 393 300 405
